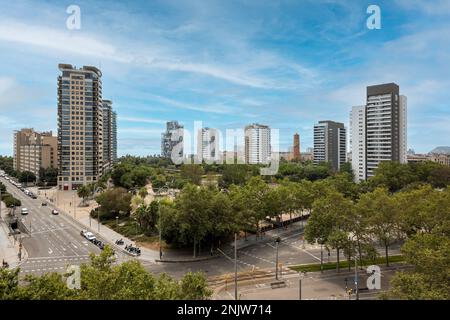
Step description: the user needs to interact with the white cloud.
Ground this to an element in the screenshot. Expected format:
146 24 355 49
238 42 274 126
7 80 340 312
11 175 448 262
0 19 300 89
395 0 450 16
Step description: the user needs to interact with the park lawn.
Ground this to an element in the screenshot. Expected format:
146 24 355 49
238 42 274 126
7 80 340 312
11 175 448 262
103 217 167 247
289 255 405 273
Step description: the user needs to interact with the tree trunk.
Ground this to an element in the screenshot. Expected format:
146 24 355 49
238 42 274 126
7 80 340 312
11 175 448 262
385 244 389 267
357 239 363 270
348 253 351 272
193 238 196 258
336 248 340 273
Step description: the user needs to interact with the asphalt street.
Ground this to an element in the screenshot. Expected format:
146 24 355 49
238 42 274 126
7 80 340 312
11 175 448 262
144 228 401 279
215 265 412 300
1 177 128 275
1 176 402 284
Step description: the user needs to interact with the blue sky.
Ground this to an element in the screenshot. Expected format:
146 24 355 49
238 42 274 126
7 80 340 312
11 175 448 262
0 0 449 156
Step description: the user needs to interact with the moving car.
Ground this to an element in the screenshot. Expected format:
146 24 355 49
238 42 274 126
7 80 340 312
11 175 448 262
80 230 96 241
21 208 29 215
51 209 59 215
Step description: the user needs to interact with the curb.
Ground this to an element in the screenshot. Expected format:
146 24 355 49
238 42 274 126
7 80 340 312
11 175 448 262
156 254 221 263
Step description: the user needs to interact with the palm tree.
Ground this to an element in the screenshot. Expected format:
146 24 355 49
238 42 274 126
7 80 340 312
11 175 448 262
77 185 90 206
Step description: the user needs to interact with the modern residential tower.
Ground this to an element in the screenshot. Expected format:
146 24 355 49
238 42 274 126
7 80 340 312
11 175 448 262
245 123 271 164
313 121 346 171
57 64 105 191
350 83 407 181
197 127 220 162
293 133 301 161
102 100 117 171
161 121 184 159
350 106 366 181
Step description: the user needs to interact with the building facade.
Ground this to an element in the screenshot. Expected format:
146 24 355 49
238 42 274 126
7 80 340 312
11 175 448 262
161 121 184 160
13 129 57 179
408 153 450 166
197 127 220 162
366 83 407 178
102 100 117 171
245 123 271 164
293 133 301 161
313 121 346 171
57 64 105 191
350 106 366 181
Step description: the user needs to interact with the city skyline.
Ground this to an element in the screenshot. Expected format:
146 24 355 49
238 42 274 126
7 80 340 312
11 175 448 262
1 0 450 156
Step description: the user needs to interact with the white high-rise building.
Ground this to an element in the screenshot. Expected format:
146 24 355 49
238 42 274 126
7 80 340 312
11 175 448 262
399 95 408 164
350 83 407 181
197 127 221 162
350 106 366 182
245 124 271 164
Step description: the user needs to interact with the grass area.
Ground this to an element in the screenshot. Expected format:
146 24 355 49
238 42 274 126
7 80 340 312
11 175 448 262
103 217 147 239
102 217 166 247
289 255 405 273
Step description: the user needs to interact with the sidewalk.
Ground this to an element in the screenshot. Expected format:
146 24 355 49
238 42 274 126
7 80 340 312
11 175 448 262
232 220 306 251
33 188 164 262
33 187 307 264
0 202 27 269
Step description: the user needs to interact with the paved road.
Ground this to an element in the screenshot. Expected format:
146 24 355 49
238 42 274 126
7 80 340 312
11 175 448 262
144 228 401 279
1 176 402 283
1 177 128 275
214 265 411 300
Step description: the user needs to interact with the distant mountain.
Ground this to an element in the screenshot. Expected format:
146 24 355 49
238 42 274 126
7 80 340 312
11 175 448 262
429 146 450 155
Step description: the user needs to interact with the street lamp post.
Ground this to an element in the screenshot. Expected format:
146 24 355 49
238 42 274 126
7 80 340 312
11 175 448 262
234 233 238 300
348 235 359 300
320 244 324 273
275 237 281 280
354 252 359 300
298 271 306 300
97 208 100 233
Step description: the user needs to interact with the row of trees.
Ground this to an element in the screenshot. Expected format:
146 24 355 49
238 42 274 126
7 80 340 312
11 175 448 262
304 183 450 299
0 182 21 207
0 156 58 186
157 174 362 255
0 156 14 176
0 247 211 300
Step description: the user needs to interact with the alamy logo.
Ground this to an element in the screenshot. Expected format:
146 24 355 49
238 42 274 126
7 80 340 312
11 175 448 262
366 5 381 30
168 121 280 175
66 5 81 30
366 265 381 290
66 265 81 289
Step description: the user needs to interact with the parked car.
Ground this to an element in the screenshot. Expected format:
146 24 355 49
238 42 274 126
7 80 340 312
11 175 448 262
21 208 29 215
80 230 96 241
51 209 59 215
42 202 47 206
